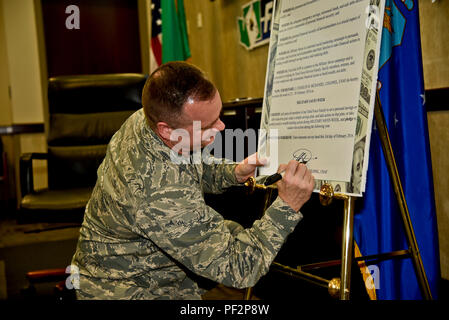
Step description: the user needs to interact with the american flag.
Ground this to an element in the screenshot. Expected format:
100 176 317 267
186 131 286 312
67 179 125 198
150 0 162 73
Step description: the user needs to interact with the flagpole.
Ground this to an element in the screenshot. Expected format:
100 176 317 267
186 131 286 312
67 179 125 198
373 89 433 300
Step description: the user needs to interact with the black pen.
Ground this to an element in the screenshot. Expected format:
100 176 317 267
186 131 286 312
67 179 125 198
263 160 308 186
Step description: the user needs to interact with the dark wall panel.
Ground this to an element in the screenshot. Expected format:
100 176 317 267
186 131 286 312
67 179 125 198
42 0 141 77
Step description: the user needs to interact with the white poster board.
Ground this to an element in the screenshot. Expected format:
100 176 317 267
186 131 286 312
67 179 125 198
258 0 385 196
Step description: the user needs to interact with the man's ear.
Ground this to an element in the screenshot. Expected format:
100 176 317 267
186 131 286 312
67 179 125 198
156 122 172 141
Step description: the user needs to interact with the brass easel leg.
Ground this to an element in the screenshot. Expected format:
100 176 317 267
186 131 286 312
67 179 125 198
244 287 253 300
340 196 355 300
374 90 433 300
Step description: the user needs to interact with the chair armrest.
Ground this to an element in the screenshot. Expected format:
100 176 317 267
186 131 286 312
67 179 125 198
19 152 48 196
26 268 67 284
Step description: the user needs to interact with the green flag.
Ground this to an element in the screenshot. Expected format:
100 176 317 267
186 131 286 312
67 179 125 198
161 0 191 63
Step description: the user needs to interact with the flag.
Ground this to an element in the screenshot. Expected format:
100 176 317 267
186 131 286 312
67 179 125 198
150 0 162 73
354 0 440 299
150 0 191 73
161 0 191 63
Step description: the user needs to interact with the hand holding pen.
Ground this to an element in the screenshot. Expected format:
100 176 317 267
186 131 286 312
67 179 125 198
264 160 308 186
270 159 315 212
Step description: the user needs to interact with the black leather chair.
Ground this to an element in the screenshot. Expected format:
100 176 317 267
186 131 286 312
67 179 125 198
18 73 147 223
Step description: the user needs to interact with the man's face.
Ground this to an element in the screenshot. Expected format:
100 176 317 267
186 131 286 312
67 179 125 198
171 90 225 153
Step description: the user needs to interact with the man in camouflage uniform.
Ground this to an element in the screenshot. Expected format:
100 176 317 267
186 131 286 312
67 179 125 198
71 62 315 299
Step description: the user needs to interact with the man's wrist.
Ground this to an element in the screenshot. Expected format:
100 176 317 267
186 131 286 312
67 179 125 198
277 194 301 212
228 163 241 185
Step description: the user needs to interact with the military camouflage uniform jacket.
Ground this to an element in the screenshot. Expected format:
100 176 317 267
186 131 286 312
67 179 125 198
71 109 303 299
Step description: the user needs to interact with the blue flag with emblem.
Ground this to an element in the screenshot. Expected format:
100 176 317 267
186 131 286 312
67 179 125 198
353 0 440 299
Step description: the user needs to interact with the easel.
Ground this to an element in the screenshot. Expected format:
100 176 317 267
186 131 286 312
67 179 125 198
244 90 433 300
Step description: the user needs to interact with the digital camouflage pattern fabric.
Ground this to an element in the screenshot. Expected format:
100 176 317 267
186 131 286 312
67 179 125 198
71 109 303 300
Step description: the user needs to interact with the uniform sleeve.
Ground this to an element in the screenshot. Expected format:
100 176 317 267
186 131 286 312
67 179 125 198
201 156 240 194
134 183 302 289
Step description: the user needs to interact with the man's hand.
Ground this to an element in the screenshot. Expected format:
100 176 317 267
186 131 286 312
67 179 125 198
276 160 314 212
234 153 267 183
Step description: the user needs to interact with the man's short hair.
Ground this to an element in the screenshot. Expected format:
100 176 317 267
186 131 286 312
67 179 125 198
142 61 216 129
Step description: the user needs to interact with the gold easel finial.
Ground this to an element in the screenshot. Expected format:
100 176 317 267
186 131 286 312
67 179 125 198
243 176 257 194
319 183 334 206
328 278 341 299
319 183 349 206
